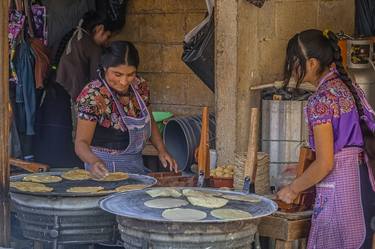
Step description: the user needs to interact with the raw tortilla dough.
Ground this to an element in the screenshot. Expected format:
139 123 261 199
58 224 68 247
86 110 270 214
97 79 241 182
23 174 62 183
187 196 228 208
144 198 188 209
211 208 252 220
66 186 104 193
162 208 207 221
115 184 147 192
94 172 129 182
222 194 261 203
62 169 92 180
10 181 53 192
146 188 182 198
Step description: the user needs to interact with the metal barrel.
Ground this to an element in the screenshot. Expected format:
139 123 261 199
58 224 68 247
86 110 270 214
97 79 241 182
163 114 216 171
261 100 308 189
117 216 258 249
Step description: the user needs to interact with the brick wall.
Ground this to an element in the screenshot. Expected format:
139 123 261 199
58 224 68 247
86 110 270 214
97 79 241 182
115 0 214 116
257 0 355 84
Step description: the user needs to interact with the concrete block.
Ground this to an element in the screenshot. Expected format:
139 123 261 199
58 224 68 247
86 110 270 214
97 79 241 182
127 0 163 14
144 73 188 105
115 14 143 42
161 45 190 73
258 39 288 83
275 1 318 40
186 74 214 107
318 0 355 34
152 103 205 116
163 0 207 12
257 1 276 40
136 43 163 73
185 13 206 34
139 14 186 43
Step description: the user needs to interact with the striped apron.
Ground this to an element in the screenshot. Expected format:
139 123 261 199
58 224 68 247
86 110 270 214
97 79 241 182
307 147 374 249
84 75 152 175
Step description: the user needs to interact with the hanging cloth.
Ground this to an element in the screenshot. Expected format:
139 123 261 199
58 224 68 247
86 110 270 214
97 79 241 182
30 38 50 88
65 19 89 55
31 4 47 45
14 41 37 135
355 0 375 36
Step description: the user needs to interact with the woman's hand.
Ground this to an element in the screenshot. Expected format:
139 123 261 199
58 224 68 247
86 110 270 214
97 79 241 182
276 184 299 204
90 160 109 179
158 150 178 173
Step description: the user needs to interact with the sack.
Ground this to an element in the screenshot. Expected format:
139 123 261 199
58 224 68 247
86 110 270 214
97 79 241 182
182 0 215 92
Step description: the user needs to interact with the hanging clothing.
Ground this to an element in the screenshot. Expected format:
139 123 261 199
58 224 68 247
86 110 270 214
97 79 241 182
355 0 375 36
31 4 47 45
305 72 375 249
78 76 151 175
56 31 102 100
14 41 37 136
30 38 50 88
8 10 25 84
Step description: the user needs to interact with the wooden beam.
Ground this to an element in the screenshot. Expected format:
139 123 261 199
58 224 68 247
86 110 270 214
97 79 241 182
0 0 10 247
215 0 238 165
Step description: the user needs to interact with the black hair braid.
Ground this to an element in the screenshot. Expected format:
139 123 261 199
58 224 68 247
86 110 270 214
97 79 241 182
327 31 375 173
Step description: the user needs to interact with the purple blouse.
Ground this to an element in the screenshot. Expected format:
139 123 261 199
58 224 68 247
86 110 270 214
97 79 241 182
305 73 366 153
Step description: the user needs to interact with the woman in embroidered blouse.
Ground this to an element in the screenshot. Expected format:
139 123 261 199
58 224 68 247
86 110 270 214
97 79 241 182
75 41 177 178
277 30 375 249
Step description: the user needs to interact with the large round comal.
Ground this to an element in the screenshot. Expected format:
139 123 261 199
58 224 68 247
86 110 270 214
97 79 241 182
100 187 277 249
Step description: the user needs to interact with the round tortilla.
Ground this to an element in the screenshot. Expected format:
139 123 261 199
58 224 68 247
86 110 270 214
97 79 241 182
222 194 261 203
162 208 207 221
182 189 222 197
115 184 146 192
10 181 53 192
23 174 62 183
146 188 181 198
144 198 188 209
211 208 252 220
94 172 129 182
66 186 104 193
187 196 228 208
62 169 92 180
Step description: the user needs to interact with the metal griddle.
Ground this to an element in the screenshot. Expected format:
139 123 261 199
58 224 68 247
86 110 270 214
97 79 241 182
10 171 157 197
100 187 278 223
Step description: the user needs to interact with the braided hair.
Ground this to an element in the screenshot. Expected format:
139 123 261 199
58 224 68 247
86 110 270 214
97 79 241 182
284 29 375 175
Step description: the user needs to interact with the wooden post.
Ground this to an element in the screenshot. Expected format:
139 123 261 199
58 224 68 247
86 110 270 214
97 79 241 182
0 0 11 247
215 0 238 165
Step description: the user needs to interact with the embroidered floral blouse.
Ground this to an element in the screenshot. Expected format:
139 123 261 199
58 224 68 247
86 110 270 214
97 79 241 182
305 74 363 153
76 76 150 132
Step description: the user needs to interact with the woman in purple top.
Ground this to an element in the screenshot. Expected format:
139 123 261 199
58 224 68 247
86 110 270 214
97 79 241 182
277 29 375 249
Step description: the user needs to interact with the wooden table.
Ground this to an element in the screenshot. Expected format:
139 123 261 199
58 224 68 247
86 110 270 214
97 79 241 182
258 211 312 249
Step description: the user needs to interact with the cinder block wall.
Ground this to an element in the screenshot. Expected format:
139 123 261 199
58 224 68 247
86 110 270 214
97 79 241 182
115 0 214 116
257 0 355 84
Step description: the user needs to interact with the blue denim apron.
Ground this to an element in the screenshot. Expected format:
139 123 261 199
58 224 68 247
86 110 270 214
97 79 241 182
85 75 152 175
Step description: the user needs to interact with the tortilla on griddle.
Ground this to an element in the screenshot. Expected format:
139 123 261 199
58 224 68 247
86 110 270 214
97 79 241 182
162 208 207 221
146 188 181 198
66 186 104 193
23 174 62 183
94 172 129 182
211 208 252 220
62 169 92 181
182 189 222 197
10 181 53 192
144 198 188 209
222 194 261 203
115 184 147 192
187 196 228 208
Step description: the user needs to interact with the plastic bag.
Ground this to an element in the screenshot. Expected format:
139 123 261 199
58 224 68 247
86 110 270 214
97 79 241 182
182 0 215 92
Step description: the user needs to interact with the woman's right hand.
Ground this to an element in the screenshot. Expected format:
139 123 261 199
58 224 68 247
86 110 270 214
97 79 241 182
90 160 109 179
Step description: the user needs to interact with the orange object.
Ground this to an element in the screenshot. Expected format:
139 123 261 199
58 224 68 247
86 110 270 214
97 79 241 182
338 39 348 69
197 107 210 179
210 176 233 188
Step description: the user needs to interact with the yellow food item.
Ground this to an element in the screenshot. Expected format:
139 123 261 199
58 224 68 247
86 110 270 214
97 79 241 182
211 208 252 220
23 174 62 183
10 181 53 192
94 172 129 182
116 184 146 192
62 169 92 180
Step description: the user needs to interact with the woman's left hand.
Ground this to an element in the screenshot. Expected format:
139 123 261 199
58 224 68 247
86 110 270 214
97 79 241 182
158 150 178 173
276 184 299 204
